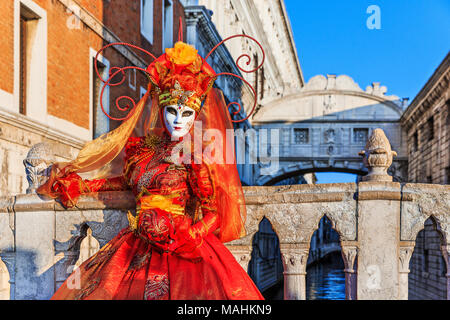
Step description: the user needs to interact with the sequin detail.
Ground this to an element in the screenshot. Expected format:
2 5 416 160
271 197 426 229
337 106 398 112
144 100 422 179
74 278 101 300
136 169 159 193
144 274 169 300
140 210 173 243
84 246 117 271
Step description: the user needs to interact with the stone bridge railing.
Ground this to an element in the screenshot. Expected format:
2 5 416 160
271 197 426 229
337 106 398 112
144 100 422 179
0 181 449 300
0 129 449 300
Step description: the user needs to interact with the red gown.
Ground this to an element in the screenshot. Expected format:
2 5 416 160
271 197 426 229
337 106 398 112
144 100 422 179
50 135 264 300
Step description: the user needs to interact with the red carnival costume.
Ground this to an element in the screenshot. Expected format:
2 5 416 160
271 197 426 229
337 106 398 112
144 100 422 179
37 30 265 300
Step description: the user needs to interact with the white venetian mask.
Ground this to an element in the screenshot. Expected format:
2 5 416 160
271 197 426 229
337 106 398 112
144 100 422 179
163 104 196 139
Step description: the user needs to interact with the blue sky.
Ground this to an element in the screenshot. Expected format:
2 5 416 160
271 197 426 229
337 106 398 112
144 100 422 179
284 0 450 101
283 0 450 183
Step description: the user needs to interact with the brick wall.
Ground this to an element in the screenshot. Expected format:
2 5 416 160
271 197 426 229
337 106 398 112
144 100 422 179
408 218 447 300
0 0 14 94
0 0 186 196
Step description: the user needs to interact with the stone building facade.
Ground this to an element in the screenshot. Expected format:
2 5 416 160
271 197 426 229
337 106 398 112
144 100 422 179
401 52 450 184
0 0 186 197
409 217 448 300
401 52 450 300
181 0 304 185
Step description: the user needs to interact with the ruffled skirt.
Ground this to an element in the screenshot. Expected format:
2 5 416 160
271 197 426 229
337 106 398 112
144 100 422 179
51 226 264 300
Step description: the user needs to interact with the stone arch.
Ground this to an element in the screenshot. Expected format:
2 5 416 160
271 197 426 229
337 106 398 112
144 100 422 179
306 215 346 300
73 224 101 269
306 206 357 244
259 166 366 186
0 258 10 300
248 216 284 300
408 216 448 300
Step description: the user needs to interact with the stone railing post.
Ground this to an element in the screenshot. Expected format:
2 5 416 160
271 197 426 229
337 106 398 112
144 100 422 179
226 245 253 272
357 128 401 299
398 241 415 300
23 143 55 194
280 243 309 300
341 242 358 300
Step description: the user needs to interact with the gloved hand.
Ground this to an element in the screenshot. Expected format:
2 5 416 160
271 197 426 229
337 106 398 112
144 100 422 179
138 209 176 253
52 172 88 208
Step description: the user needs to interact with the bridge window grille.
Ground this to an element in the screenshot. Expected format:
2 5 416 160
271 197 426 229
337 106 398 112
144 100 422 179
294 128 309 144
353 128 368 144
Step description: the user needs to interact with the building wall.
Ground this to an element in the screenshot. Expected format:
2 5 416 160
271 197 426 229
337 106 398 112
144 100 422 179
193 0 304 116
401 53 450 184
0 0 185 196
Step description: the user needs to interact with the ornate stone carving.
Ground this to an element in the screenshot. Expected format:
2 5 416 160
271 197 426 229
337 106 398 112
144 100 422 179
23 143 55 194
398 246 414 273
341 245 358 273
400 185 450 242
324 129 336 144
280 247 309 275
226 245 252 271
358 128 397 182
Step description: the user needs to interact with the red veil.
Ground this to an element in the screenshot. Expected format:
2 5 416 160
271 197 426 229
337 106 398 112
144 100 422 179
37 78 246 244
38 35 265 244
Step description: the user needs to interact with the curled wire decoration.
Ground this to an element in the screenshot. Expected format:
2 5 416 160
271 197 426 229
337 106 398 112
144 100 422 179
214 72 257 123
99 66 152 121
94 42 156 121
205 35 265 123
205 34 265 74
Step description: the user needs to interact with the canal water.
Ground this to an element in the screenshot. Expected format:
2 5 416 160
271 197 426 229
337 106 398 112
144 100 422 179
306 252 346 300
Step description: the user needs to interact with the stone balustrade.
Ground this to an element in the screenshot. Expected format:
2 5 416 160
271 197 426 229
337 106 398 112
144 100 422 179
0 181 449 300
0 129 448 300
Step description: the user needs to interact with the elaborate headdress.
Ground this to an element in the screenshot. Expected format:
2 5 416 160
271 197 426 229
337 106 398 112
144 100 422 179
147 41 216 113
38 19 265 243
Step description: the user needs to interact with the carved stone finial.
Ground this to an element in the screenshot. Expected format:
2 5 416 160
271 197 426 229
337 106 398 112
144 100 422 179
358 128 397 182
23 143 55 194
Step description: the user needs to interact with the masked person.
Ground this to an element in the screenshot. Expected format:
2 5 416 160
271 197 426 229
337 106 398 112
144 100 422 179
37 40 264 300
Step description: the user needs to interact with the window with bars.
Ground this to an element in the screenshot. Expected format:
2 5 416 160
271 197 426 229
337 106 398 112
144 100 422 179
294 128 309 144
353 128 369 144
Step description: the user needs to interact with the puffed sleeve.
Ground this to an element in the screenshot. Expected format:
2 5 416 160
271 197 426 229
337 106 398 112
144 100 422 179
50 137 141 208
51 173 129 208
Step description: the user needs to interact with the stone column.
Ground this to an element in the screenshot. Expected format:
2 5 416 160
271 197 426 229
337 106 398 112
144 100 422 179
280 243 309 300
226 245 252 272
441 244 450 300
398 241 415 300
341 243 358 300
357 129 401 299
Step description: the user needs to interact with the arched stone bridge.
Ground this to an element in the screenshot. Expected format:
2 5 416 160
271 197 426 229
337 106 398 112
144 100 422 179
250 74 409 185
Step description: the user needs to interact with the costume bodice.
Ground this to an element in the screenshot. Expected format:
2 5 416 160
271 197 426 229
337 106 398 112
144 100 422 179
122 135 214 215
